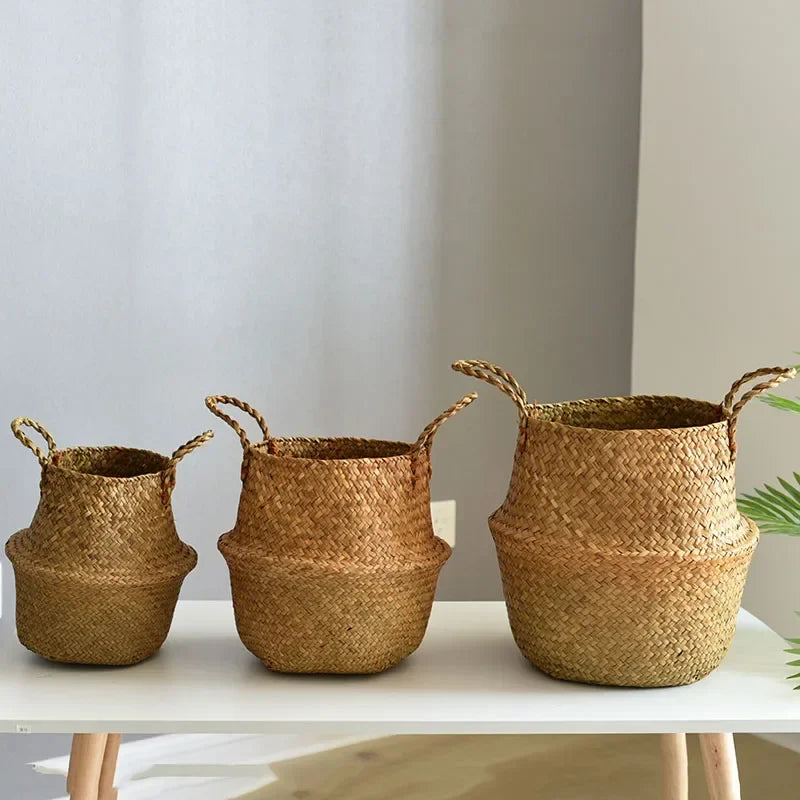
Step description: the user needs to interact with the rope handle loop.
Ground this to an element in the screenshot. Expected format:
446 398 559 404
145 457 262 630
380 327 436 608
722 365 797 459
205 396 270 450
451 360 529 418
410 392 477 486
412 392 478 455
11 418 57 468
161 429 214 502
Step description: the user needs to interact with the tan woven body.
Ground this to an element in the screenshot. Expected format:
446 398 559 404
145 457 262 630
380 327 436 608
207 394 475 674
454 361 796 687
6 422 212 665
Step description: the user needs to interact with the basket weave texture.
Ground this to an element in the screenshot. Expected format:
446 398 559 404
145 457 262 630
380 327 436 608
206 392 476 674
6 419 212 665
453 360 796 687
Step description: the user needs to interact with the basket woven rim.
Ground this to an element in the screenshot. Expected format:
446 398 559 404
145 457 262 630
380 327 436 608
45 446 172 483
247 437 419 464
5 529 198 584
218 531 451 572
489 515 759 560
526 394 726 435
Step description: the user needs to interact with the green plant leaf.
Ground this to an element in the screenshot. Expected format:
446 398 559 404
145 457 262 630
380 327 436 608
738 505 800 534
754 488 796 519
760 394 800 414
778 477 800 506
764 484 800 520
738 477 800 535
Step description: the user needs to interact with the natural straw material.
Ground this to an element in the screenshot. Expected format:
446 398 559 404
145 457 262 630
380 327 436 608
453 360 796 687
6 419 212 665
206 392 477 674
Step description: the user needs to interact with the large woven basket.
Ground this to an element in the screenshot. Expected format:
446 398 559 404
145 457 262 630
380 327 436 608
6 418 212 665
453 360 796 687
206 391 476 674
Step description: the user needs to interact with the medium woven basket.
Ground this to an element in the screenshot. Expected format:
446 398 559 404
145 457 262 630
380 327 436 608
6 418 212 666
206 391 476 674
453 360 796 687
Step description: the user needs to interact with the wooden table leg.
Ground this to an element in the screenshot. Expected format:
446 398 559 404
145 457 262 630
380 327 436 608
699 733 741 800
98 734 122 800
660 733 688 800
66 733 108 800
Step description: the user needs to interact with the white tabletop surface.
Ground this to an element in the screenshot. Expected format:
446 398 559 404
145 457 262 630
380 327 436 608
0 601 796 735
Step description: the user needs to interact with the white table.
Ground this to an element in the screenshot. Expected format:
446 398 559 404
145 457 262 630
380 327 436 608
1 601 794 799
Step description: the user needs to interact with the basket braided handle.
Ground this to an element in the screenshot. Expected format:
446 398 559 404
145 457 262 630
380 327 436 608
413 392 478 454
451 360 529 418
161 430 214 502
11 418 57 468
723 365 797 460
410 392 478 483
205 396 271 449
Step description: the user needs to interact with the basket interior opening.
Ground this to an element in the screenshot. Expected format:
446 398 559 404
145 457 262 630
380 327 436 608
255 438 412 460
55 447 170 478
533 396 723 431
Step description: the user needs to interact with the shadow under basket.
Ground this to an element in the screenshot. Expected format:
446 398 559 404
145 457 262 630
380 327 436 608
453 359 796 688
6 419 212 666
206 393 476 674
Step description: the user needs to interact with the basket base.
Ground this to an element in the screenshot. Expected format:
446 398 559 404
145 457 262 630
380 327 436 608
225 560 443 674
12 567 186 666
525 658 716 688
492 526 756 688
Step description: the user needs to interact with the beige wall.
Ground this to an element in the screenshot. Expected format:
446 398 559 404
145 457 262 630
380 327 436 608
634 1 800 634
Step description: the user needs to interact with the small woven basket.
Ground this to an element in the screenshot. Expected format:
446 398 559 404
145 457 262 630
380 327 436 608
6 418 212 666
206 391 476 674
453 360 796 687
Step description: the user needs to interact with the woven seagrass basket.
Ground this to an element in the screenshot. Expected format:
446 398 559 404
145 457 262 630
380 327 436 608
206 392 476 674
453 360 796 687
6 418 212 665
